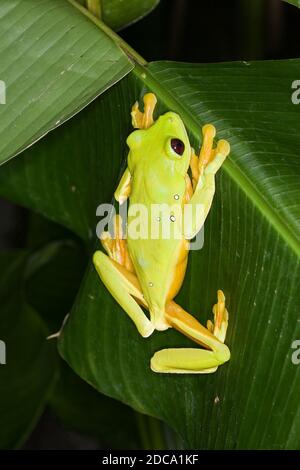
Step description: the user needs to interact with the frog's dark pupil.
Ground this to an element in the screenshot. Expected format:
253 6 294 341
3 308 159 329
171 138 185 156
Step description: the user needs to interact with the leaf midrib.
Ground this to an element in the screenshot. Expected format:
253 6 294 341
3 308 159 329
69 0 300 258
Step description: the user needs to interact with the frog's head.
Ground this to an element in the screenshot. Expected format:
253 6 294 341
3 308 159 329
127 111 191 176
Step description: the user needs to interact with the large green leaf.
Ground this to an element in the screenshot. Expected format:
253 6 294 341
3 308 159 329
0 0 132 166
0 253 57 449
55 60 299 449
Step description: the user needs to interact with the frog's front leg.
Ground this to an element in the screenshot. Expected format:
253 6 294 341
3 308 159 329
151 291 230 374
131 93 157 129
93 215 154 338
184 125 230 239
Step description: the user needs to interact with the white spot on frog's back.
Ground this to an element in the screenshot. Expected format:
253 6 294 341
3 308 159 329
137 255 149 269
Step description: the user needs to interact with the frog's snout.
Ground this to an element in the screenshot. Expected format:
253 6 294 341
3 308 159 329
159 112 187 136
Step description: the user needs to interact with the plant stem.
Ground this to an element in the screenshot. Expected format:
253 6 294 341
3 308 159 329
68 0 147 65
86 0 102 19
238 0 264 60
135 412 167 450
135 412 152 450
147 415 166 450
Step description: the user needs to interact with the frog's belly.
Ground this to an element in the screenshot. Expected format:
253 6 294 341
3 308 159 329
127 235 186 330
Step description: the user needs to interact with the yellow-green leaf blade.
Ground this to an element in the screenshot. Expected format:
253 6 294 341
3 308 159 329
0 0 132 166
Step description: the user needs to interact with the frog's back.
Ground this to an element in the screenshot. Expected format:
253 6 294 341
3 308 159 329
127 161 188 326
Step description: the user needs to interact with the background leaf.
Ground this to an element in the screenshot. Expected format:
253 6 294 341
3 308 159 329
49 361 141 449
0 253 57 449
0 0 132 166
282 1 300 7
23 218 143 449
0 215 150 448
25 239 87 332
101 0 160 31
75 0 160 30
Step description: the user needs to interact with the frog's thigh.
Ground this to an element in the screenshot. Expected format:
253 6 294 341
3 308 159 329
93 251 154 338
150 301 230 374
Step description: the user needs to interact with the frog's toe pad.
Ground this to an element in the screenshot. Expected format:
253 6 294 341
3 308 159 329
150 348 221 374
208 290 229 343
131 93 157 129
217 139 230 158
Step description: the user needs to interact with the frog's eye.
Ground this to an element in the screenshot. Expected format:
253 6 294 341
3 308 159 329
170 138 185 156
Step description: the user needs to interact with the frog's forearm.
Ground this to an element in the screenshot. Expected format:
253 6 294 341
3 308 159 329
184 146 229 239
114 167 131 204
183 172 215 239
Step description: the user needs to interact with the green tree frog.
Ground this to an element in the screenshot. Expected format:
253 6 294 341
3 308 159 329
93 93 231 374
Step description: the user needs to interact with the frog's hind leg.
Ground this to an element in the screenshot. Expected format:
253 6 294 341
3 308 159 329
94 214 154 338
150 291 230 374
93 251 154 338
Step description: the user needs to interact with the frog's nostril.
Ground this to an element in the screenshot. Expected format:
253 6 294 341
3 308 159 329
171 138 185 156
